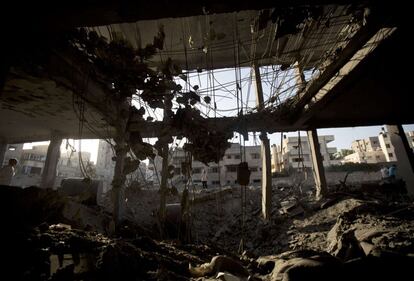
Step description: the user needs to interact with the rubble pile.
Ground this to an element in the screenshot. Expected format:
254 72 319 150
3 222 234 281
2 182 413 280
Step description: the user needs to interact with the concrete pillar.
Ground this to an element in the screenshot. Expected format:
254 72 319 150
253 64 272 219
0 141 7 167
41 136 62 188
307 129 328 199
387 125 414 196
261 135 272 219
111 139 127 225
159 143 169 237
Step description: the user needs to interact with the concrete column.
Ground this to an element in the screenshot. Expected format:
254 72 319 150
0 141 7 166
41 136 62 188
387 125 414 196
261 135 272 219
253 64 272 219
307 129 328 199
111 139 127 225
159 143 169 237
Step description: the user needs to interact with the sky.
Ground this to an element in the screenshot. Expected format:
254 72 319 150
22 67 414 164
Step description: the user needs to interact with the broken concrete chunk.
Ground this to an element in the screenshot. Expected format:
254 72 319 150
216 271 247 281
189 256 249 279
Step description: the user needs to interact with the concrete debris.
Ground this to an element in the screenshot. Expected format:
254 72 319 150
257 250 342 281
189 255 249 279
215 272 247 281
1 180 413 281
326 202 414 261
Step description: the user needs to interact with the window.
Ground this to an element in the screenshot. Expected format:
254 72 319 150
174 168 181 175
253 179 261 183
210 167 218 173
234 155 241 159
226 165 237 172
212 180 220 185
388 153 393 157
292 157 304 162
192 168 202 174
376 155 381 159
250 153 260 159
227 155 232 159
386 144 391 148
30 167 42 175
250 167 258 172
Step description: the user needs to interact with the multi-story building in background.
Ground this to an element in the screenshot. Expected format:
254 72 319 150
2 143 93 187
149 143 262 189
271 135 339 172
343 136 386 163
343 129 414 164
378 130 397 162
2 143 24 167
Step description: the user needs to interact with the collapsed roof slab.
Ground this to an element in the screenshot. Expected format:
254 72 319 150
0 49 117 143
1 2 410 144
300 26 414 129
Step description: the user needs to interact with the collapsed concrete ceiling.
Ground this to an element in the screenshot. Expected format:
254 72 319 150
0 1 411 144
87 5 353 70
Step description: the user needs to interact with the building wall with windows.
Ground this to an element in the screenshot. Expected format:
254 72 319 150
378 131 397 162
343 150 386 164
167 143 262 188
351 137 381 153
341 129 414 164
271 135 339 172
8 144 93 188
2 143 24 167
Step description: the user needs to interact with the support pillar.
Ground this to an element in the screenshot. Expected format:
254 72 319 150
307 129 327 199
112 138 128 225
0 140 7 166
260 135 272 219
253 64 272 219
159 143 169 237
387 125 414 196
41 136 62 189
110 92 131 230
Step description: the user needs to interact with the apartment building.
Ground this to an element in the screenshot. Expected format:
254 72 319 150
271 134 339 172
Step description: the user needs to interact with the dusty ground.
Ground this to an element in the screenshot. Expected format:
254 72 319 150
1 181 413 281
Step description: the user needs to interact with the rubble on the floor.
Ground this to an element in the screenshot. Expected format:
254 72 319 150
1 181 413 280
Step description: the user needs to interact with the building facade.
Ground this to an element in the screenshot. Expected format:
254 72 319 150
343 136 386 163
343 129 414 164
3 143 93 187
271 134 339 172
156 143 263 188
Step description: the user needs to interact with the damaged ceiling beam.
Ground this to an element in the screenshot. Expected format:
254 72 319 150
129 112 300 139
294 26 397 128
45 48 122 125
292 18 383 125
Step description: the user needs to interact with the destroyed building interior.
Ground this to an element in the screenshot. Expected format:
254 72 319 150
0 1 413 280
